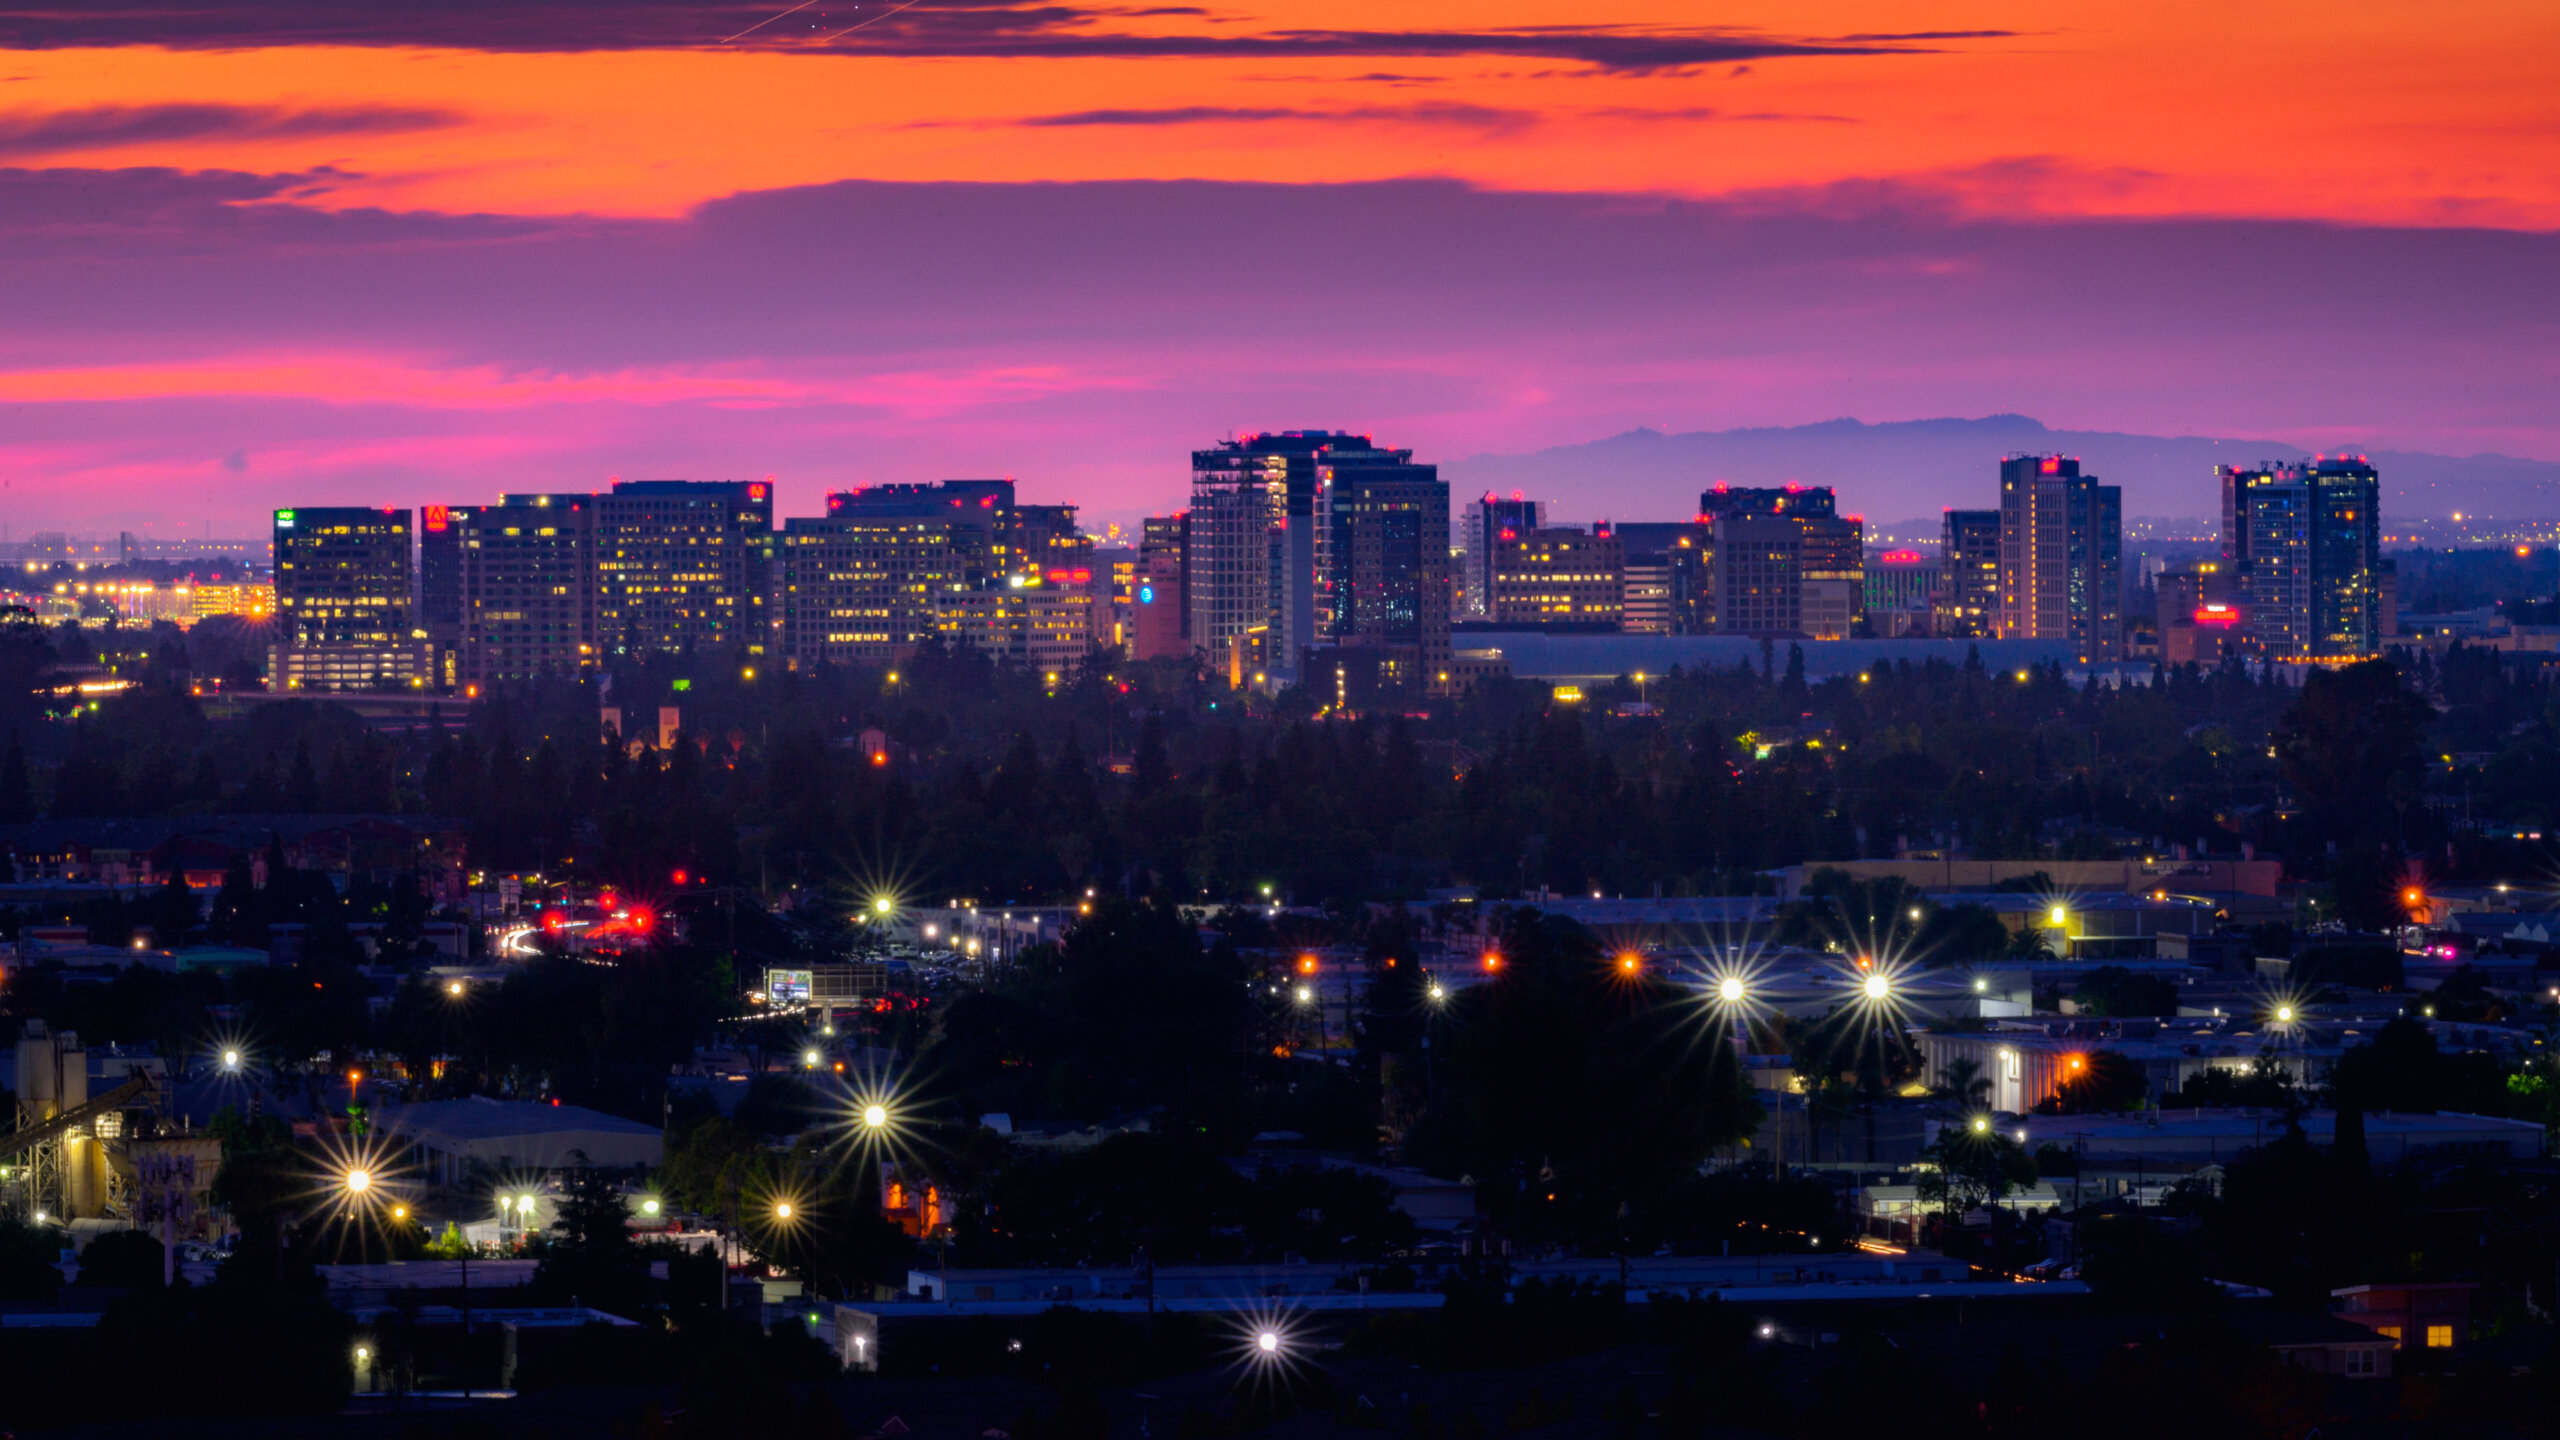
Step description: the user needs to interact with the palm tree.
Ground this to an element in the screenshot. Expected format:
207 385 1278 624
1930 1056 1993 1116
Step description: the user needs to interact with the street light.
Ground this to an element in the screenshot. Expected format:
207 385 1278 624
446 980 465 997
1969 1115 1991 1135
221 1049 241 1072
2274 1004 2296 1024
1256 1329 1280 1355
1718 976 1746 1004
862 1104 889 1131
1862 973 1890 1001
804 1048 822 1069
774 1201 794 1221
642 1198 662 1218
344 1168 373 1195
1426 981 1447 1004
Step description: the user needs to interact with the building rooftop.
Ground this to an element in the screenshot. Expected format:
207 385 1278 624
378 1096 660 1146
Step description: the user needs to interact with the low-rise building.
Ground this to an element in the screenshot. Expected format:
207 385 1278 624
377 1096 663 1187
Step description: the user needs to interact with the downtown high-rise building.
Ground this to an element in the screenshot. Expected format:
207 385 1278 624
1131 513 1189 661
594 480 775 659
270 506 423 691
782 480 1100 673
779 482 1002 668
1933 508 2001 638
2219 457 2383 661
1458 492 1546 620
1188 431 1442 685
1996 456 2122 661
1696 484 1863 637
450 494 596 686
1609 522 1712 634
1322 463 1451 688
1490 526 1623 629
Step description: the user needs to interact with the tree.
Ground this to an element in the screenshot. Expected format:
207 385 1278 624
76 1229 170 1290
2330 1016 2445 1114
535 1160 648 1312
1914 1123 2035 1219
141 867 202 948
0 728 31 823
1409 909 1762 1245
1930 1056 1992 1113
2274 659 2432 845
2070 965 2177 1018
0 1217 62 1302
2041 1049 2148 1114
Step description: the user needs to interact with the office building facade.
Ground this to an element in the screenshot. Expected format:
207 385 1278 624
594 480 774 659
1490 526 1624 629
1188 432 1437 683
270 506 423 691
456 494 597 685
1458 492 1546 620
779 512 987 668
1132 513 1189 661
2218 458 2383 661
1865 551 1940 636
1934 509 2001 638
1319 464 1451 686
1699 485 1846 637
1996 456 2123 661
1610 522 1713 635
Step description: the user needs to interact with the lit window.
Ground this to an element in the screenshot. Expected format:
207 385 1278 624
2424 1325 2453 1349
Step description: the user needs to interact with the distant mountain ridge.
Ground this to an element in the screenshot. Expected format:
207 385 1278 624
1444 415 2560 525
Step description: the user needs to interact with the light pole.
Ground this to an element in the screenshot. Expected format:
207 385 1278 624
1423 979 1447 1104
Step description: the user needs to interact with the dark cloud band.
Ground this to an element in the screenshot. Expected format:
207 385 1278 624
0 103 457 160
0 1 2002 70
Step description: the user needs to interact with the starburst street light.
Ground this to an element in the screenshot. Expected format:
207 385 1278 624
861 1103 889 1130
1970 1114 1991 1135
221 1048 242 1072
1863 972 1891 1001
1718 976 1746 1004
344 1167 372 1195
1234 1308 1303 1380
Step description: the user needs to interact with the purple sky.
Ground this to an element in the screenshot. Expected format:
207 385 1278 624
4 169 2552 538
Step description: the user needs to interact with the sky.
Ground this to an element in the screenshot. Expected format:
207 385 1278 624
0 1 2554 537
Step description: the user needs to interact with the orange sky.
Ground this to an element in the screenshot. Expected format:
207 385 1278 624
2 1 2554 225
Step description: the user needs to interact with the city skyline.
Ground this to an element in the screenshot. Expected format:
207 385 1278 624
0 3 2555 533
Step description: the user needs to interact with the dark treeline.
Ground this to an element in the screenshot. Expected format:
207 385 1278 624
10 607 2560 910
